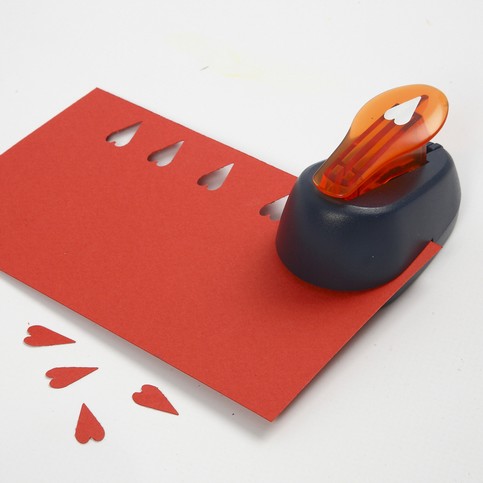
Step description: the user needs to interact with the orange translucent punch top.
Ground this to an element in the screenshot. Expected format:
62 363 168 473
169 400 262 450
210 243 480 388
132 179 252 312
313 85 449 200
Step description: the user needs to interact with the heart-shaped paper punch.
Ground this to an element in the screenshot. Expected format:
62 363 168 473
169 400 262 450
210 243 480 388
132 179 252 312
24 325 75 347
277 84 460 291
132 384 178 415
312 84 449 200
45 367 98 389
75 404 105 444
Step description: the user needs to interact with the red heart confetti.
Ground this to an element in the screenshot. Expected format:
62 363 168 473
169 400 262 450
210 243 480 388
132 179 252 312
24 325 75 347
132 385 178 415
45 367 98 389
75 404 105 444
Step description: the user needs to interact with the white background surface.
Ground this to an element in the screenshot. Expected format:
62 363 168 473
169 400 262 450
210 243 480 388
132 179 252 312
1 1 482 482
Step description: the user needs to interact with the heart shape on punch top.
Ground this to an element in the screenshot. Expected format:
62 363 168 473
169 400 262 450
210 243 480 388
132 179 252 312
45 367 98 389
24 325 75 347
384 96 421 125
75 404 105 444
132 384 178 415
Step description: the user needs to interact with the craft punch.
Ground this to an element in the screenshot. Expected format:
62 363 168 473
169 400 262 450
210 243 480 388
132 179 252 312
276 85 461 291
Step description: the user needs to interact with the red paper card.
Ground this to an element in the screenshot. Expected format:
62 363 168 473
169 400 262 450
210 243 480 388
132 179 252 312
0 89 440 421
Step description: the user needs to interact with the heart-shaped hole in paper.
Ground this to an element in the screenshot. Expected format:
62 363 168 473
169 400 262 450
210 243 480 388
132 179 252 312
148 141 184 167
106 122 141 147
197 164 234 191
259 195 289 221
384 96 422 125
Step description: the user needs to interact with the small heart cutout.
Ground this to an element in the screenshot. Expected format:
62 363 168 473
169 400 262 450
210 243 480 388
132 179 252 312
384 96 421 125
148 141 184 167
132 384 178 415
46 367 98 389
24 325 75 347
197 163 234 191
259 195 289 221
106 122 141 147
75 404 105 444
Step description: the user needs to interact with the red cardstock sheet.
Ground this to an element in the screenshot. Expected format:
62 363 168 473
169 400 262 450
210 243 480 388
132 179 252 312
0 89 440 421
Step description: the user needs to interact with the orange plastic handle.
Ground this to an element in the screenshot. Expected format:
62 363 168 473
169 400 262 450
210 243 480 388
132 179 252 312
313 85 449 199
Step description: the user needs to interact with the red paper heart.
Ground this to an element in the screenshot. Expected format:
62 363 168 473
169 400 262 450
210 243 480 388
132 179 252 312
75 404 105 444
45 367 98 389
132 385 178 415
24 325 75 347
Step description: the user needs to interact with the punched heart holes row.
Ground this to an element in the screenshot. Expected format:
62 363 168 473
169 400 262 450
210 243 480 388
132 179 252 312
106 122 288 221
